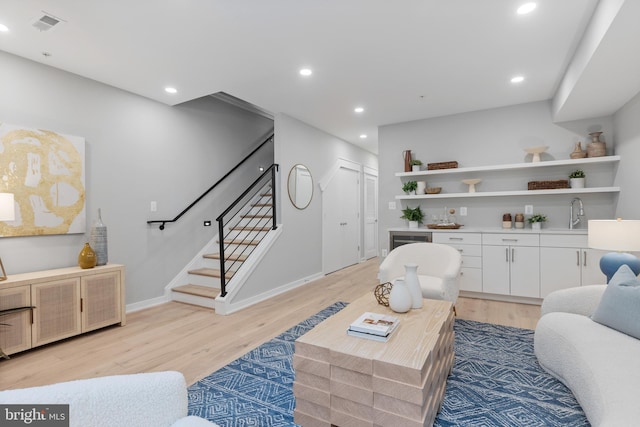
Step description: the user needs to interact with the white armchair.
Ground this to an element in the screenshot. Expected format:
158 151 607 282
0 371 217 427
379 243 462 304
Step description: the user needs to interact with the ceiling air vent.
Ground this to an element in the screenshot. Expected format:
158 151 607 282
32 13 63 32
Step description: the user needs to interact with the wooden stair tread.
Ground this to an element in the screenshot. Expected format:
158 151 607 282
223 238 260 246
188 268 234 279
204 253 248 262
252 203 273 207
172 284 219 299
241 214 273 219
230 226 271 232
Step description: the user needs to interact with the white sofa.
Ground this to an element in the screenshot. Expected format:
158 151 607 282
0 371 218 427
534 285 640 427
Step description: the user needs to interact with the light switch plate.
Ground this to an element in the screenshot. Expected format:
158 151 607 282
388 201 397 210
460 207 468 216
525 205 533 214
150 201 157 212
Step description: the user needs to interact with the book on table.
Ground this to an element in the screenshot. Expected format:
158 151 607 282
347 328 395 342
348 312 400 339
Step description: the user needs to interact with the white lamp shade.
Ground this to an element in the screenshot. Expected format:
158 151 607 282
588 219 640 252
0 193 15 222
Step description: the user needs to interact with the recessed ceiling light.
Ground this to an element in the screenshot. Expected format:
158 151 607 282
359 134 367 139
511 76 525 83
299 68 312 76
0 24 9 32
354 107 364 113
165 87 178 94
517 3 537 15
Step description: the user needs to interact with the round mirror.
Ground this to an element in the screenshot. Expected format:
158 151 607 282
288 164 313 209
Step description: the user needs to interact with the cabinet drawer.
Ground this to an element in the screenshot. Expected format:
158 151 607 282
461 256 482 268
460 267 482 292
433 232 481 245
482 233 539 246
447 243 482 257
539 234 587 248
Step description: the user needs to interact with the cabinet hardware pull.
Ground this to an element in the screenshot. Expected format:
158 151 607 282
512 248 515 262
505 248 509 262
576 250 580 266
583 250 587 267
449 237 463 241
502 239 518 242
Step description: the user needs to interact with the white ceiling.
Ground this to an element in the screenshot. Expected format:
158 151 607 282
1 1 638 154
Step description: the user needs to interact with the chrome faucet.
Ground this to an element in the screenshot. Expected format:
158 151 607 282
570 197 585 229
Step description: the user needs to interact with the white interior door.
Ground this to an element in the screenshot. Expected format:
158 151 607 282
323 166 360 274
364 170 378 259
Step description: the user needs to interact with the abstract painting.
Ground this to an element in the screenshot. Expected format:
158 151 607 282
0 123 85 236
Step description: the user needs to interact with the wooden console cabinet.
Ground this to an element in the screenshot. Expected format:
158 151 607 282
0 264 125 356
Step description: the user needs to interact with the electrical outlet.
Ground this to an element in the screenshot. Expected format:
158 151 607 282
525 205 533 215
381 249 388 257
460 207 468 216
388 201 396 210
150 201 157 212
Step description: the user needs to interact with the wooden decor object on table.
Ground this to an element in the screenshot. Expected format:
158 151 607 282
527 180 569 190
427 161 458 170
293 292 454 427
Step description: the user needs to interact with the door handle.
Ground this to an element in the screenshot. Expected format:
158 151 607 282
511 248 515 263
505 248 509 262
583 250 587 267
576 250 580 266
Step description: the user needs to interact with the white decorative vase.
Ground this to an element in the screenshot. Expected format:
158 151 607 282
416 181 426 195
412 165 421 172
531 222 541 230
408 220 418 229
570 178 585 188
389 279 412 313
404 264 423 309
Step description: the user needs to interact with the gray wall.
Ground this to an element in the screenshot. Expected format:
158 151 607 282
378 100 617 252
0 51 273 305
613 90 640 218
233 113 378 301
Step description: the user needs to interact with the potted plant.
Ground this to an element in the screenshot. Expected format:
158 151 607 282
527 213 547 230
410 159 423 172
569 170 586 188
401 205 424 228
402 181 418 195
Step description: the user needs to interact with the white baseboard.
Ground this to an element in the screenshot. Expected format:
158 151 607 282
126 295 170 313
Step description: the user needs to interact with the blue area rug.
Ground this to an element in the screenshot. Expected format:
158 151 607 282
188 303 589 426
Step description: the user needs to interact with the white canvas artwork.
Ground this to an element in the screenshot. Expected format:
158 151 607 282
0 123 86 236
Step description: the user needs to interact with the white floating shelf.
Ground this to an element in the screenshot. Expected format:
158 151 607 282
395 187 621 200
395 156 620 177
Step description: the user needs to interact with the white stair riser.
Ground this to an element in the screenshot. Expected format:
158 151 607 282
186 274 222 288
172 291 216 309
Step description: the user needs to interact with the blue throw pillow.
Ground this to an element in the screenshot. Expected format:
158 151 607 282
591 264 640 339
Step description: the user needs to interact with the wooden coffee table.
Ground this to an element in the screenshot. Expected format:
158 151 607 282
293 292 454 427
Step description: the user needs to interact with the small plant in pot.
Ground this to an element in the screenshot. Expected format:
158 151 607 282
527 213 547 230
401 205 424 228
402 181 418 195
410 159 423 172
569 170 586 188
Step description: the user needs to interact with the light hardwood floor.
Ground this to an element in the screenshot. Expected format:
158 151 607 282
0 258 540 390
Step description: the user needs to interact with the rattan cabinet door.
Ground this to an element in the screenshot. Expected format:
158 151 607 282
0 286 32 355
32 278 82 347
81 271 121 332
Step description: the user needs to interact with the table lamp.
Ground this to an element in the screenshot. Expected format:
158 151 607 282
0 192 15 281
588 219 640 283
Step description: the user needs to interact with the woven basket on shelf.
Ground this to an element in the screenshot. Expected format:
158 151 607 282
427 161 458 170
527 180 569 190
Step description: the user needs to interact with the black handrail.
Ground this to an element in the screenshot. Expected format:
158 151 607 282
217 164 278 297
147 132 274 230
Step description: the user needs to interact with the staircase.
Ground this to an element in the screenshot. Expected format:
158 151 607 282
170 184 275 309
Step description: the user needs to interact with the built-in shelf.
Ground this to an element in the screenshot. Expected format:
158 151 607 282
395 155 620 177
396 186 621 200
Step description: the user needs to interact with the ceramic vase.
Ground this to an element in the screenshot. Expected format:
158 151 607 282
78 242 97 269
404 263 423 309
416 181 426 195
389 279 412 313
408 220 418 229
403 150 412 172
89 208 108 266
531 222 542 231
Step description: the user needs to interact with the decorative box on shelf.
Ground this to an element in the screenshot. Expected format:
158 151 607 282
527 180 569 190
427 161 458 170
